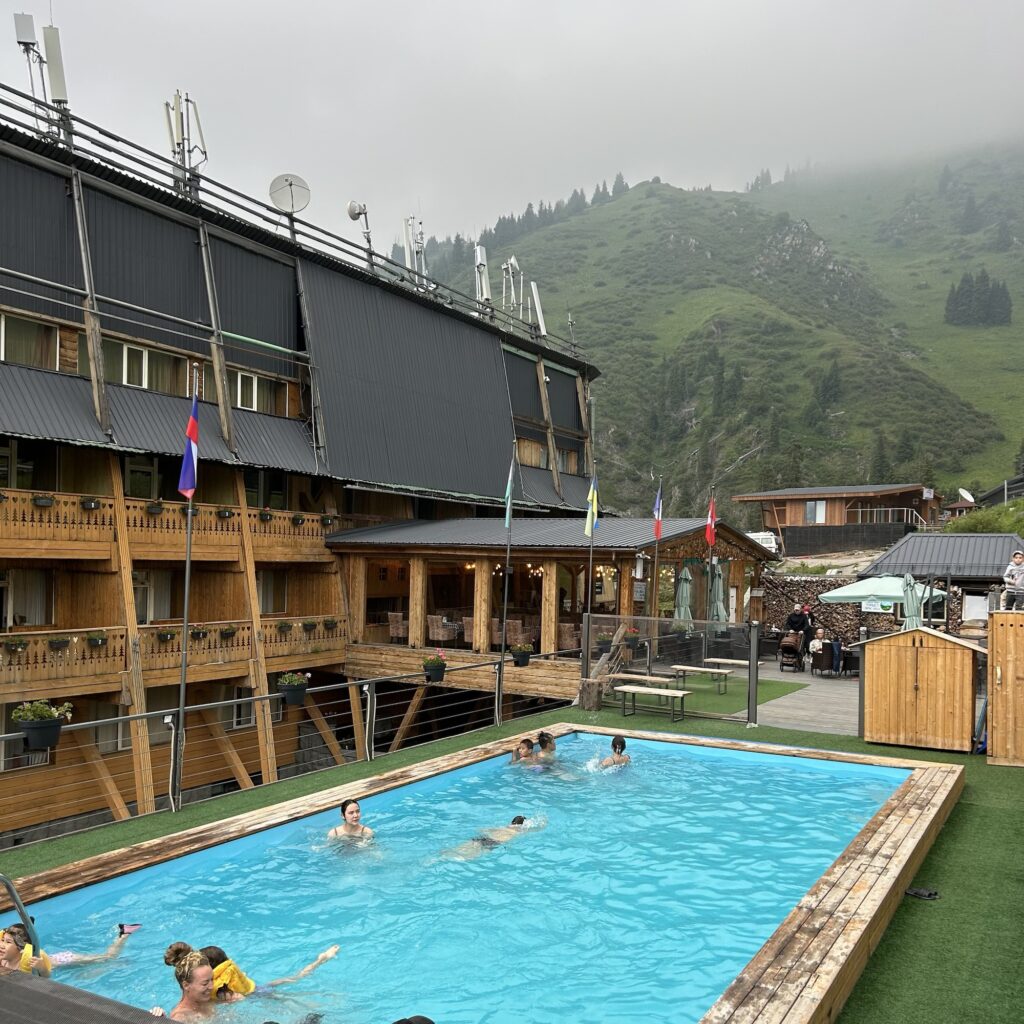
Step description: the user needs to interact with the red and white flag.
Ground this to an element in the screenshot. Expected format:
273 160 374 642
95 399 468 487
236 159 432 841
705 494 716 546
652 483 663 540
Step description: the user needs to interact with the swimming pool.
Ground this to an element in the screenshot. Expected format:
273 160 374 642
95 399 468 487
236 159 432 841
19 729 938 1023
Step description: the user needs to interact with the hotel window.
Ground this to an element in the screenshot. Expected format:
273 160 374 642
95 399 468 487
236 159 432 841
257 569 288 615
96 703 133 754
227 686 255 730
244 469 287 510
556 448 578 475
0 437 57 491
0 314 57 371
804 500 826 525
204 365 287 414
99 338 186 395
144 687 180 747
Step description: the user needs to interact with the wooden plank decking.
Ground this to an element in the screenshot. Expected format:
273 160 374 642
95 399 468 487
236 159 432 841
5 725 962 1024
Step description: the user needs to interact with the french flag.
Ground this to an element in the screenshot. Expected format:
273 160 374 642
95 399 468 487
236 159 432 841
653 483 663 540
177 394 199 499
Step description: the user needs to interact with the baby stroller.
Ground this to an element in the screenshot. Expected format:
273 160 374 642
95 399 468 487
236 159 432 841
778 631 804 672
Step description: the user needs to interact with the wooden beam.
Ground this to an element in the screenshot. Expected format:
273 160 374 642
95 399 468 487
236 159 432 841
536 359 561 497
303 693 345 765
408 555 427 649
617 557 634 618
198 221 237 453
69 731 131 821
346 555 367 643
388 685 427 753
198 708 255 789
473 557 493 653
348 683 367 760
576 376 594 478
541 558 558 654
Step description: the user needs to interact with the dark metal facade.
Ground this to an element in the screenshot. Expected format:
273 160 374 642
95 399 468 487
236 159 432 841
505 349 543 420
861 531 1024 581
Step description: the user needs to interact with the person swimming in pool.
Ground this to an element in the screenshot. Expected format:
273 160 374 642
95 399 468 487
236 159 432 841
0 921 140 977
327 798 374 841
536 731 557 761
600 735 631 768
163 945 215 1021
441 815 546 860
510 737 536 764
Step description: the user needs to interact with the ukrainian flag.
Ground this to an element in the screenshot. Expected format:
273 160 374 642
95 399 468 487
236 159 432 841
584 475 599 537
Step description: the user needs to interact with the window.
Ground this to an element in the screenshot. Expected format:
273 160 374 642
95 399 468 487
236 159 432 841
244 469 286 510
144 687 180 747
125 456 159 500
205 364 287 414
256 569 288 614
227 686 255 730
124 345 146 388
96 703 133 754
516 437 547 469
237 372 256 411
147 350 187 396
556 448 578 475
897 594 947 624
804 500 826 525
0 315 57 370
101 338 185 394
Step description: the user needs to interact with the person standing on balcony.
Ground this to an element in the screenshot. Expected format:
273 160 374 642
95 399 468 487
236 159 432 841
1003 551 1024 610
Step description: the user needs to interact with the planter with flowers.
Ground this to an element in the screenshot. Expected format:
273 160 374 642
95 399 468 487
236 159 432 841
595 632 613 655
624 626 640 651
277 671 310 706
258 508 274 523
510 643 533 668
4 636 28 654
13 699 73 750
423 649 447 683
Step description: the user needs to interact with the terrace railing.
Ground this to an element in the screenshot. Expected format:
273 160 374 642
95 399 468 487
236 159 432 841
845 507 928 528
123 498 242 557
262 615 346 661
0 488 116 551
138 621 254 672
0 626 127 692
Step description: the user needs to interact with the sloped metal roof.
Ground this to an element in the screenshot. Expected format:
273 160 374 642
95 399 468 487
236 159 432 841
861 532 1024 580
733 483 924 500
516 466 593 511
0 363 109 446
328 516 710 551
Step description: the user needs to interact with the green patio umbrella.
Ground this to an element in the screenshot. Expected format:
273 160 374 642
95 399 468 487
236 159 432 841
709 562 727 623
818 575 935 608
901 573 923 631
674 567 694 630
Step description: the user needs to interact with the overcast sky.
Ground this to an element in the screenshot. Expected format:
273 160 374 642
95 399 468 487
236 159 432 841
3 1 1023 248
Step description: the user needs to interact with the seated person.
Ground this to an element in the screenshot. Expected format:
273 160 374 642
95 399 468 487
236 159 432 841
441 815 546 860
0 921 139 977
328 798 374 841
808 627 828 655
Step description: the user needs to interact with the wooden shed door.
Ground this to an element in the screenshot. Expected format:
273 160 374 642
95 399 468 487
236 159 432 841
988 613 1024 766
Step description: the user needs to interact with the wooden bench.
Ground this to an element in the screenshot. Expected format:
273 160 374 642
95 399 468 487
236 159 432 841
612 684 693 722
704 657 764 668
671 664 733 695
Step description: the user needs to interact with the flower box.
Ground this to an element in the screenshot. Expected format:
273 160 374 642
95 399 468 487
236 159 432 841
277 621 294 634
258 510 274 522
320 515 334 527
302 621 318 633
291 514 306 526
423 650 447 682
215 508 235 519
511 649 531 668
323 619 339 630
86 633 107 648
157 630 177 643
146 502 164 515
4 640 28 654
13 700 73 750
48 637 71 651
32 494 54 508
219 626 238 640
277 672 309 706
80 497 102 511
189 628 209 641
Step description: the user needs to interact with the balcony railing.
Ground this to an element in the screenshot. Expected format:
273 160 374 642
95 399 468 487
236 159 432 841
0 488 116 549
845 507 928 528
247 507 342 558
124 498 241 556
0 626 127 686
262 615 345 660
138 621 254 672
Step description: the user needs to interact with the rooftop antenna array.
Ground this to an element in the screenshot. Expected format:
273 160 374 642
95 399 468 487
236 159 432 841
530 281 548 338
13 14 71 140
268 173 311 240
566 310 578 358
347 201 374 271
501 255 523 318
401 215 429 285
474 245 493 312
164 90 207 197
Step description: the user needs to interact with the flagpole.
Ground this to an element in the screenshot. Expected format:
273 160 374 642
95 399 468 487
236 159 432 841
651 475 662 619
170 365 199 812
495 445 516 727
705 485 716 633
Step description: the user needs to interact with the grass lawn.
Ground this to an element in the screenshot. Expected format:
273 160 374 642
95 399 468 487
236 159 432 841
2 708 1021 1023
613 675 806 715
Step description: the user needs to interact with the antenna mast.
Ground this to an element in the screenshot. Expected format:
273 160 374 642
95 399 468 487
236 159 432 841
164 90 208 197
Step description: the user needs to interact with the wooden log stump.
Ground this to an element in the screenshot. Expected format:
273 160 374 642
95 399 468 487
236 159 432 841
579 676 603 711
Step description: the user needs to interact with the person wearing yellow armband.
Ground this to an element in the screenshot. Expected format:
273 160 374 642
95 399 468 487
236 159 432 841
0 921 139 977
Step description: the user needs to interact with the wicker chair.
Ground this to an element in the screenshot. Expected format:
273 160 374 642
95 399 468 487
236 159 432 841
490 618 502 648
387 612 409 643
462 616 474 647
558 622 581 653
427 614 459 646
810 649 833 676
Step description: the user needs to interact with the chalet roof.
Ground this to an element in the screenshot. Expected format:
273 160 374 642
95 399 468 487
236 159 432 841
732 484 926 501
515 467 593 510
851 626 986 654
861 532 1024 581
327 516 775 559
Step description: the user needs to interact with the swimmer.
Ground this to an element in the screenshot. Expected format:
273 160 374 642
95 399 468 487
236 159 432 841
536 731 557 760
441 814 546 861
163 944 215 1021
198 942 340 1001
0 921 139 977
327 798 374 841
600 735 631 768
510 737 536 764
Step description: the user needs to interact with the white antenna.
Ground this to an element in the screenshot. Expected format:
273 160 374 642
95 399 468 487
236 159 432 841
530 281 548 337
41 25 67 104
13 14 50 130
402 216 416 270
269 174 311 240
474 245 492 305
348 201 373 270
415 219 428 278
500 254 522 315
163 90 207 197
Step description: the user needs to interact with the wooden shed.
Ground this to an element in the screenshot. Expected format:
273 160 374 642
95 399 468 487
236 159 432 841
858 627 984 752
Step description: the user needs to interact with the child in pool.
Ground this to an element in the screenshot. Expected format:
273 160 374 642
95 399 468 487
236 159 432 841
510 737 536 764
600 735 631 768
0 921 140 977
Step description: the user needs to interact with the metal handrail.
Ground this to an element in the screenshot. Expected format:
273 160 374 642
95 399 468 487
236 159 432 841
0 873 41 971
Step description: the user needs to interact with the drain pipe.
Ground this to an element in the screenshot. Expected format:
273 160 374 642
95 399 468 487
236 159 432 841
746 621 760 727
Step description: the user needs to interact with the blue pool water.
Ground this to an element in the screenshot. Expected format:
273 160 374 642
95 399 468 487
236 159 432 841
22 733 908 1023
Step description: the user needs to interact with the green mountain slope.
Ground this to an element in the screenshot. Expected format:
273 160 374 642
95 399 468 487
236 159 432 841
438 147 1022 521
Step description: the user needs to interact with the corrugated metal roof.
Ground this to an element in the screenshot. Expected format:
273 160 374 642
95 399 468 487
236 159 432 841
0 363 108 445
516 466 592 511
328 516 710 551
733 484 924 500
861 532 1024 580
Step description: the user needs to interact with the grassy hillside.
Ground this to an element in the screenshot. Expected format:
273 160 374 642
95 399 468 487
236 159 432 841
437 147 1024 520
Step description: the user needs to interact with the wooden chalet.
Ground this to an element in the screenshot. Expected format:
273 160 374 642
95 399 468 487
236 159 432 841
0 100 599 844
731 483 943 556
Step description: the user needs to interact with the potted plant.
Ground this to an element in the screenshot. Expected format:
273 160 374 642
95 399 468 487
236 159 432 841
291 513 306 526
277 671 310 706
4 636 28 654
595 632 613 654
12 700 73 750
86 630 107 648
31 493 54 508
302 620 318 633
157 629 177 643
510 642 532 668
423 649 447 682
219 625 238 640
277 621 294 634
145 500 164 515
323 618 339 630
258 507 274 522
215 507 235 519
190 626 209 641
80 496 102 511
47 635 71 652
624 626 640 651
320 514 334 527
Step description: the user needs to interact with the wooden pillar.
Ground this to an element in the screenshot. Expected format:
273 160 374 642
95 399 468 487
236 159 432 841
576 376 594 478
347 555 366 642
536 359 562 497
541 558 558 654
473 558 493 653
108 455 156 815
233 473 278 784
408 556 427 649
616 558 634 619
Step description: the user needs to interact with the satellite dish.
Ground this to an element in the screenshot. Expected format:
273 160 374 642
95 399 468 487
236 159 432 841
958 487 975 504
347 200 367 221
269 174 311 214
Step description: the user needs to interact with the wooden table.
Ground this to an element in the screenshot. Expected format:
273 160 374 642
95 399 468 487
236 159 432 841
704 657 764 668
613 684 693 722
671 664 733 695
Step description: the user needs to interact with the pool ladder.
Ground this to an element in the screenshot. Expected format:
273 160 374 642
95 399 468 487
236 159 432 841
0 872 42 973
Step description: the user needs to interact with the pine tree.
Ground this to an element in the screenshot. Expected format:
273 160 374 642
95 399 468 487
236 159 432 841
993 219 1013 252
973 268 992 324
869 434 892 484
944 282 958 324
990 281 1013 325
960 193 982 233
611 171 628 197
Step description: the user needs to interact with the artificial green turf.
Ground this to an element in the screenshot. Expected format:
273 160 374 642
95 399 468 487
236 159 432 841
616 676 805 715
2 708 1022 1023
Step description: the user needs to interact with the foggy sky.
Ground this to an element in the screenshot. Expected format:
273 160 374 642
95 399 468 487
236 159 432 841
3 0 1023 250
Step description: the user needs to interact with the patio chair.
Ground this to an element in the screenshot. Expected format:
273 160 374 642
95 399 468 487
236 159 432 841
810 649 833 676
558 622 581 653
427 614 458 646
387 612 409 644
462 616 474 647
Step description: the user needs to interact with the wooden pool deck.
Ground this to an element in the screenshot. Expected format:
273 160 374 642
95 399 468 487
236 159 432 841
5 724 962 1024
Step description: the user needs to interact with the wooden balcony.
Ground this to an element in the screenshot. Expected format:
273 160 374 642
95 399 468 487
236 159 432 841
246 508 342 563
263 615 346 670
0 626 127 700
124 499 242 561
0 488 116 560
138 621 254 681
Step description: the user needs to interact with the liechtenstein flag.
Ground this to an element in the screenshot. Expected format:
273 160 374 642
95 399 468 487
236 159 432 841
177 394 199 499
653 483 663 540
